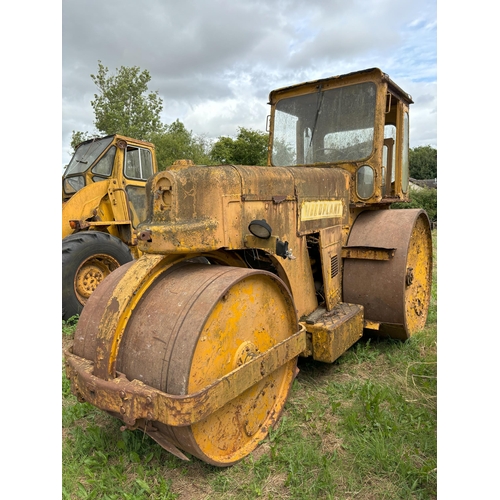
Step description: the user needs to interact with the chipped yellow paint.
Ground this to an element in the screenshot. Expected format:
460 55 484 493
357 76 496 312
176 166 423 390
306 303 364 363
94 253 189 379
65 326 305 430
186 272 298 465
404 213 433 335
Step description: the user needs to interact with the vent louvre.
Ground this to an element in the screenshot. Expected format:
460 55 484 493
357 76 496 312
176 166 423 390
330 255 339 278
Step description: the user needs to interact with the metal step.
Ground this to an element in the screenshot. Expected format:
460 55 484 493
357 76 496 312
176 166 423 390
301 302 364 363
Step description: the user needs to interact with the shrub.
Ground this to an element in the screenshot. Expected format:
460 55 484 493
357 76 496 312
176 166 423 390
392 187 437 222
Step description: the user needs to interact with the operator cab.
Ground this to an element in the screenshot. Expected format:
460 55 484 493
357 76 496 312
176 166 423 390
268 67 413 205
62 134 155 202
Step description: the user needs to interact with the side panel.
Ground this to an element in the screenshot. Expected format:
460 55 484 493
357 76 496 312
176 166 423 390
62 180 110 238
319 225 342 310
288 167 350 235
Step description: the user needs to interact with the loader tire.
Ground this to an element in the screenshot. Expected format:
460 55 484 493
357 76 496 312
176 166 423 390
62 232 133 320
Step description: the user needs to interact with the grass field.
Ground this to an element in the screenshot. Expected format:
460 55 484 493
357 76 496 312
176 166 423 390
62 230 437 499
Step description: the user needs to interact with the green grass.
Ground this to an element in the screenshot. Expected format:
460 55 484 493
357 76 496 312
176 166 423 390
62 230 437 499
62 315 79 337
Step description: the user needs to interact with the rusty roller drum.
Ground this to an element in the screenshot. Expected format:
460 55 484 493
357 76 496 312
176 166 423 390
343 208 432 339
73 262 298 466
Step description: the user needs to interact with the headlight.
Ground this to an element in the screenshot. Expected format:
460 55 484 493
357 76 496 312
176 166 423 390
248 219 272 239
356 165 374 199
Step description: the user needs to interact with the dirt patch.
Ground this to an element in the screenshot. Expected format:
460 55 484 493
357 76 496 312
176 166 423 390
159 460 215 500
62 335 73 356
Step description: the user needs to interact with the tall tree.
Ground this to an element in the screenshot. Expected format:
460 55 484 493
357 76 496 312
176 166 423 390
69 62 213 166
409 146 437 179
90 61 166 140
150 120 212 169
210 127 269 165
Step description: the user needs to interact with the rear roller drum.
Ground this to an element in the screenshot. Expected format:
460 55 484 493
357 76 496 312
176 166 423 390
73 263 299 466
343 209 433 339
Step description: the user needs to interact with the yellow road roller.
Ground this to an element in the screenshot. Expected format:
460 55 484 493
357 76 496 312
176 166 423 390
65 68 433 467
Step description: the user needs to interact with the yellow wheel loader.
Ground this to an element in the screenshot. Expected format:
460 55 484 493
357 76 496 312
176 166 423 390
65 68 433 466
62 134 158 320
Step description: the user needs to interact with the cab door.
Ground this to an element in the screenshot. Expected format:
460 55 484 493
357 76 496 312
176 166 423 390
121 144 155 227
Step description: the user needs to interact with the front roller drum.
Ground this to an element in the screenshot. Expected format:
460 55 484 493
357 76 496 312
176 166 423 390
343 209 433 339
72 263 299 466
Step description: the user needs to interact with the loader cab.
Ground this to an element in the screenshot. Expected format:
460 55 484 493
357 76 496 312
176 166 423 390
62 135 115 200
62 135 155 200
268 67 413 205
62 134 157 227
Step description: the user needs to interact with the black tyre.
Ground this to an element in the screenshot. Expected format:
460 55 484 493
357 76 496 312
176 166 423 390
62 232 133 320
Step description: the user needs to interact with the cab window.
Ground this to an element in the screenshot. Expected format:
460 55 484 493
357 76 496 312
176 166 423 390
91 146 116 178
125 146 154 180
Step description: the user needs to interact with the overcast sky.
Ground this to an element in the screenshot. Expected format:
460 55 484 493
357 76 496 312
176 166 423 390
62 0 437 169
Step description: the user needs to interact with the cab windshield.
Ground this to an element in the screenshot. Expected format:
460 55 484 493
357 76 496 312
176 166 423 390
64 136 114 177
272 82 377 166
63 136 116 197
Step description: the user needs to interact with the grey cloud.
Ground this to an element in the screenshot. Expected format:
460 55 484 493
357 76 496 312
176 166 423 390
62 0 437 166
